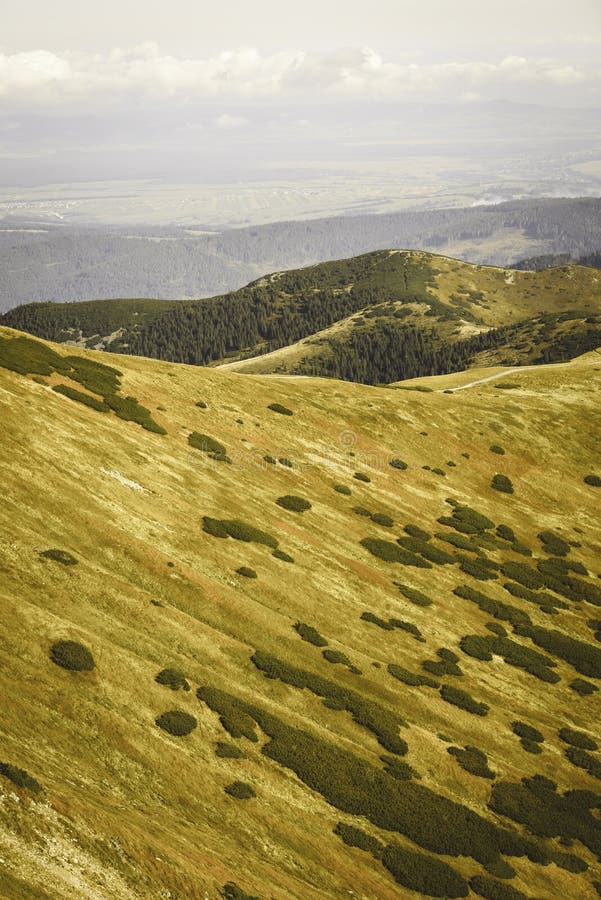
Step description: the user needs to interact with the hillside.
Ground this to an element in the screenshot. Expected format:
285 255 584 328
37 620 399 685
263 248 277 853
6 248 601 386
1 326 601 899
2 197 601 312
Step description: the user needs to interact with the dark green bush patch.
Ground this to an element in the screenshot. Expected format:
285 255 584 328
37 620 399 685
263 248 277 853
0 762 42 794
490 445 505 455
275 495 311 513
494 382 521 389
267 402 293 416
263 454 276 464
361 611 394 631
39 548 78 566
469 875 528 900
496 524 516 542
272 549 294 563
155 710 197 736
500 561 544 589
538 530 571 557
380 755 420 781
195 400 208 408
440 504 494 534
371 512 393 528
155 667 190 691
222 881 259 900
388 664 439 689
512 722 544 743
236 566 257 579
251 650 407 755
423 648 463 677
52 383 109 412
397 535 455 565
50 640 95 672
216 742 245 759
322 649 354 668
224 781 256 799
353 506 372 517
278 457 293 467
512 621 601 678
294 622 328 646
381 843 469 898
334 484 351 495
360 537 431 568
460 633 559 683
394 582 433 606
389 619 425 642
453 584 531 629
389 458 408 470
432 467 446 476
334 821 384 858
104 393 167 434
188 432 228 459
197 686 258 742
559 727 598 751
448 745 495 779
440 684 489 716
202 517 278 549
354 472 371 483
583 474 601 487
521 739 543 755
570 678 598 696
491 474 514 494
459 557 498 581
485 622 507 637
404 524 431 541
503 580 568 613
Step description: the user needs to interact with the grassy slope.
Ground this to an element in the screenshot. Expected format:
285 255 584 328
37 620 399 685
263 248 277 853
0 326 601 898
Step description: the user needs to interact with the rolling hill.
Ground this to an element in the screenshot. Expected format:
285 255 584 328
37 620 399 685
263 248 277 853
4 249 601 386
0 325 600 899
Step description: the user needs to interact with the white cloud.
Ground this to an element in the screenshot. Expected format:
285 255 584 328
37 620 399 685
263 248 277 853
0 44 597 110
214 113 249 129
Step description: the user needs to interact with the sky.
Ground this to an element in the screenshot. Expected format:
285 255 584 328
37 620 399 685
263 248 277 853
0 0 600 190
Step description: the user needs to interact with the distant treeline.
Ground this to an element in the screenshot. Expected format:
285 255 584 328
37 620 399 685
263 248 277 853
2 197 601 311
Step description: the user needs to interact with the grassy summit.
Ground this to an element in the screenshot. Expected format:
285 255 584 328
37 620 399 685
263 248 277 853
0 325 600 898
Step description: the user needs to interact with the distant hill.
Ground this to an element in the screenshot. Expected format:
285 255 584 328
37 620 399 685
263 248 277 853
5 248 600 385
1 324 601 898
2 196 601 311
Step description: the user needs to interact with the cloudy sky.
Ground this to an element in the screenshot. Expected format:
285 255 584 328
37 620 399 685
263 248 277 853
1 0 600 188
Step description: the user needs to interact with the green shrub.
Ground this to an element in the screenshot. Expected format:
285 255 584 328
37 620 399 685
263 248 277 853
334 821 383 858
322 649 353 667
570 678 598 695
251 650 407 755
404 524 431 541
216 742 245 759
371 512 393 527
155 667 189 691
361 538 431 568
380 755 420 781
0 762 42 794
512 722 544 743
437 531 481 552
278 457 293 467
361 611 394 631
559 727 597 751
512 621 601 678
188 432 227 459
490 445 505 455
52 383 109 412
390 619 424 642
394 582 433 606
272 549 294 562
397 535 455 565
195 400 208 408
500 560 544 589
202 518 279 549
538 530 570 557
502 581 568 612
263 454 276 464
470 875 528 900
440 684 489 716
432 467 446 476
224 781 256 799
50 640 95 672
494 382 521 389
236 566 257 579
583 474 601 487
275 495 311 513
381 843 469 898
39 548 78 566
334 484 351 495
294 622 328 646
453 584 531 628
354 472 371 483
460 633 558 683
460 558 498 581
353 506 372 517
387 664 439 689
448 745 495 779
423 648 462 677
104 393 167 434
222 882 259 900
267 402 293 416
0 334 71 376
521 738 543 754
491 474 514 494
197 686 258 742
496 524 515 542
389 458 408 470
565 747 601 779
202 516 230 538
155 710 197 736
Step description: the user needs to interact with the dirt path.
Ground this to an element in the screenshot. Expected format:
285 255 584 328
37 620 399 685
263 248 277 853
442 362 573 392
